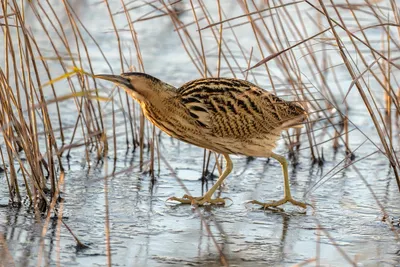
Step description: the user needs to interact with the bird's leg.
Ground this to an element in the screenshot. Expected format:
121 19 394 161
168 154 233 206
250 152 308 210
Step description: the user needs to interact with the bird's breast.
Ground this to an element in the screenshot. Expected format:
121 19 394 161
141 102 196 142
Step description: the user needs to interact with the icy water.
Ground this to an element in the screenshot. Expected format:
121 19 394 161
1 136 400 266
1 1 400 266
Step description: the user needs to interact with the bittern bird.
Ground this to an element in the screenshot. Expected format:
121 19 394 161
95 72 308 209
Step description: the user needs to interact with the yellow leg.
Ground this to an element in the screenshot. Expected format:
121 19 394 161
250 152 307 210
168 154 232 206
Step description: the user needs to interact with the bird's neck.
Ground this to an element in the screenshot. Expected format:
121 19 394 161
138 83 178 115
141 82 177 102
139 95 181 135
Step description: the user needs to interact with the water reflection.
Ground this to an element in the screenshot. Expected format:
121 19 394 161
1 138 400 266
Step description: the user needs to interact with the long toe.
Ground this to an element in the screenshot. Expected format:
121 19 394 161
167 195 225 206
250 197 307 210
288 198 307 209
197 197 225 206
167 195 192 204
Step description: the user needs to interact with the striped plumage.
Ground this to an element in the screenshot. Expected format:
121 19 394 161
135 76 305 156
95 72 308 210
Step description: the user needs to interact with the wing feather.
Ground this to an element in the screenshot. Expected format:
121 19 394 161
178 78 306 139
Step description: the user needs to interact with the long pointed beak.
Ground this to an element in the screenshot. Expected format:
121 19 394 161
95 74 132 89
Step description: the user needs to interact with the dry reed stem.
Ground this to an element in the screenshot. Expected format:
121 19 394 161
0 234 15 267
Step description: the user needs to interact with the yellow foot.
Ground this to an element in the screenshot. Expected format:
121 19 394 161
249 197 308 211
168 194 225 206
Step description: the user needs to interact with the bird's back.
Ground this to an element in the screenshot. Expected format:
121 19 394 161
178 78 305 137
174 78 306 156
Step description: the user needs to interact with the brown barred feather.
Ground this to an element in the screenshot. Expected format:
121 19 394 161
96 74 306 157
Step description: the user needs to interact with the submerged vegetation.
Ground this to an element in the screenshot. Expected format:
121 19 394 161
1 0 400 266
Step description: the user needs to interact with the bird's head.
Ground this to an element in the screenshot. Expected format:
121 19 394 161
95 72 176 103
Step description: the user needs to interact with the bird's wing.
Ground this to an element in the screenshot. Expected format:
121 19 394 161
179 95 211 129
178 78 252 132
178 78 306 138
255 87 306 130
